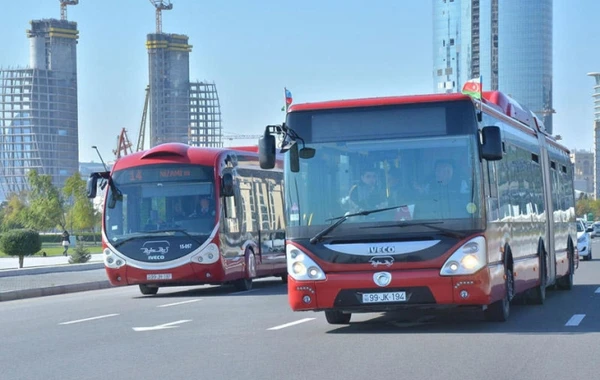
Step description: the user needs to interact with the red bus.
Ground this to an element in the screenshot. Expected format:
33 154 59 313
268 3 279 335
258 90 577 324
87 143 287 295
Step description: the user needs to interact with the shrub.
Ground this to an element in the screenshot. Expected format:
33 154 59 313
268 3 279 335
0 229 42 268
68 239 91 264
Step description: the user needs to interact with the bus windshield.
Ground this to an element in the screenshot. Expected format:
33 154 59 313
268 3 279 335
285 135 483 239
104 164 217 261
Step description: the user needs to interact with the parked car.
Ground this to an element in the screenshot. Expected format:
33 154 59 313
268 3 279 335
577 219 592 261
593 222 600 238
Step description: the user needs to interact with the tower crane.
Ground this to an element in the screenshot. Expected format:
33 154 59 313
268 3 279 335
137 85 150 152
59 0 79 21
113 128 134 160
149 0 173 34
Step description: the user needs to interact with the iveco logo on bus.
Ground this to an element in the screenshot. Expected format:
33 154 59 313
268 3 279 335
141 241 170 261
369 246 396 254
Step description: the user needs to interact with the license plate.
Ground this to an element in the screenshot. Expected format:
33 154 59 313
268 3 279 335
146 274 172 280
362 291 406 303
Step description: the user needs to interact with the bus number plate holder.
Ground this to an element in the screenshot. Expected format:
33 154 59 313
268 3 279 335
147 274 172 280
362 291 406 303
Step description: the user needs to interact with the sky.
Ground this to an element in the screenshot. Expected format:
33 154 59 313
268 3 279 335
1 0 599 164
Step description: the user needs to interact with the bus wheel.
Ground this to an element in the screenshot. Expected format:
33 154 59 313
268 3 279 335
556 251 574 290
234 252 255 291
485 266 513 322
530 251 546 305
139 284 159 295
325 310 351 325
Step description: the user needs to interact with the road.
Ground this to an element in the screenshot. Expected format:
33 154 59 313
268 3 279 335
1 243 600 380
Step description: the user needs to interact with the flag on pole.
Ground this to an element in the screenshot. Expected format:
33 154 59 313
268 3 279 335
461 76 482 100
283 87 293 112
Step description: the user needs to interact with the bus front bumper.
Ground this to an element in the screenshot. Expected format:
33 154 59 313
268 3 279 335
287 267 502 313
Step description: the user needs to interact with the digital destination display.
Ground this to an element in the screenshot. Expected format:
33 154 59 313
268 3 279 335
114 164 213 184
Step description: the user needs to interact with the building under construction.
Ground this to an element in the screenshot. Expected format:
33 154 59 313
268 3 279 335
0 17 79 199
145 1 222 149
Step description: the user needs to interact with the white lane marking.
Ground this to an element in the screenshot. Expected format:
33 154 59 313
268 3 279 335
59 314 119 325
157 299 201 308
595 287 600 294
267 318 316 331
231 289 260 295
133 319 192 332
565 314 586 327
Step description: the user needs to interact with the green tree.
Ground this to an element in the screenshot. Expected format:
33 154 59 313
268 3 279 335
0 229 42 268
63 172 96 233
23 170 66 231
0 194 28 232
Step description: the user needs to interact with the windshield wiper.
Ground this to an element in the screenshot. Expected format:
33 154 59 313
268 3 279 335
145 229 205 246
309 205 409 244
362 221 466 239
112 233 147 249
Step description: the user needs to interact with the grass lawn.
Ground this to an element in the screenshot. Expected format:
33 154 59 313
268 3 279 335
0 243 103 258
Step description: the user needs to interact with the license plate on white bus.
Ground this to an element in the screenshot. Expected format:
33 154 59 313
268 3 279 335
146 274 172 280
362 291 406 303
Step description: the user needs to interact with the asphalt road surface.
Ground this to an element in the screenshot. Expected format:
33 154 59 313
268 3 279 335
1 241 600 380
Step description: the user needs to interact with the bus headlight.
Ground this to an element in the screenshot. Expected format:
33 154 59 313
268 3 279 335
104 248 126 269
287 246 326 281
440 236 487 276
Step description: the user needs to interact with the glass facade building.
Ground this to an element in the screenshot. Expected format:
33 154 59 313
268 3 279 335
433 0 553 134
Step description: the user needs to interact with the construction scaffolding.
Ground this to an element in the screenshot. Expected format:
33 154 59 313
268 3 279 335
0 67 78 196
146 33 192 147
189 81 222 147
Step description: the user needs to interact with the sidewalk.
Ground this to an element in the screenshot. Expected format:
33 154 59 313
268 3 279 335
0 253 112 302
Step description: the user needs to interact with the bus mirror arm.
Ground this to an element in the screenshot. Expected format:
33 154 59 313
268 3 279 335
480 126 503 161
258 123 316 171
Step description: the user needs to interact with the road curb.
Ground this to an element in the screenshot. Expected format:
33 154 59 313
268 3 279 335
0 262 105 278
0 280 113 302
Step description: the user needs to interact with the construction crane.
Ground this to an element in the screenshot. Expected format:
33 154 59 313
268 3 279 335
113 128 134 160
137 85 150 152
59 0 79 21
149 0 173 34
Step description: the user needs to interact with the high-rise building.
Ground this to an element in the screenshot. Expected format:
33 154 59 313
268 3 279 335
570 149 594 196
146 34 222 148
0 19 79 198
433 0 553 133
588 72 600 199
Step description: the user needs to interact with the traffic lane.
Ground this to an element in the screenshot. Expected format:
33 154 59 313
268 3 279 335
0 277 288 337
0 279 294 380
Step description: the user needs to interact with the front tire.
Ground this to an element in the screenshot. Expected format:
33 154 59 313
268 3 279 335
485 266 513 322
325 310 351 325
139 284 159 295
233 252 256 291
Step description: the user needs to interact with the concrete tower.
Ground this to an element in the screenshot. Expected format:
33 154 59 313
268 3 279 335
588 73 600 199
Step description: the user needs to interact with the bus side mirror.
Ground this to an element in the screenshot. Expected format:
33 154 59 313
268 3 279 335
221 173 234 197
87 173 99 198
481 126 503 161
259 132 276 169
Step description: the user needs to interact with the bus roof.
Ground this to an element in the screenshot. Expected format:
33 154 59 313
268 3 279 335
112 143 261 170
288 93 470 112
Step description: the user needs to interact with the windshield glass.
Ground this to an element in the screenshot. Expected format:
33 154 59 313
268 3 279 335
577 221 584 232
104 164 217 261
285 135 483 239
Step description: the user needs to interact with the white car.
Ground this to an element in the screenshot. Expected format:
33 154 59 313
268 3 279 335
577 219 592 261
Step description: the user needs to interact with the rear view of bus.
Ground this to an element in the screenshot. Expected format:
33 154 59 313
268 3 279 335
259 91 576 325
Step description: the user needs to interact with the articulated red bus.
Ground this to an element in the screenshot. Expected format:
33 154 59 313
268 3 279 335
259 90 577 324
87 143 286 295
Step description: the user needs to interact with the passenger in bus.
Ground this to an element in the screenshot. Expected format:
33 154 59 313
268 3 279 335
172 200 186 220
346 167 387 211
190 196 215 218
144 210 164 231
416 159 469 195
